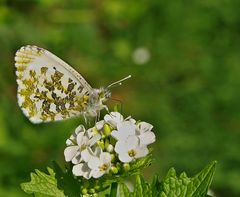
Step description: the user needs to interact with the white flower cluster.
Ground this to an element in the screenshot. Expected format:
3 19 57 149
64 112 155 179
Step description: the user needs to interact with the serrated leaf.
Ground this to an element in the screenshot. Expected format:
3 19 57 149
159 161 217 197
21 168 66 197
187 161 217 197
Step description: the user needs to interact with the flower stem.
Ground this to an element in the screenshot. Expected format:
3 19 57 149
110 182 118 197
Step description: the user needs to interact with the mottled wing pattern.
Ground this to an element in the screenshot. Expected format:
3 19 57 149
15 45 92 123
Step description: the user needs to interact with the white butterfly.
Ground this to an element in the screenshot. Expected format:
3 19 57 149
15 45 131 123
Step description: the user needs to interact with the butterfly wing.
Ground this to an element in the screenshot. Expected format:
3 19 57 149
15 45 93 123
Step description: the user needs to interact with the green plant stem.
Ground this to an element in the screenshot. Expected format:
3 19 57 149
110 182 118 197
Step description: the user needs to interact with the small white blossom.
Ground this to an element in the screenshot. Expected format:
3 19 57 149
64 125 85 162
115 136 149 163
104 112 124 127
72 163 92 179
72 147 102 179
64 125 101 164
64 111 156 179
136 122 156 146
111 121 136 141
88 150 112 178
66 125 84 146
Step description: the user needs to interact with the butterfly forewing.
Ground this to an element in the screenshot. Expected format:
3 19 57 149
15 45 93 123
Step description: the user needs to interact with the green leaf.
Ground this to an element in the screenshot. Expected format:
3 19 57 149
133 175 152 197
188 161 217 196
159 161 217 197
119 182 130 197
21 167 66 197
151 175 161 197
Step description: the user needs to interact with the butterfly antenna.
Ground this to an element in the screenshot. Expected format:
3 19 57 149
107 75 131 89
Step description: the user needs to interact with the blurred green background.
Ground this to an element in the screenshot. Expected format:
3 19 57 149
1 0 240 196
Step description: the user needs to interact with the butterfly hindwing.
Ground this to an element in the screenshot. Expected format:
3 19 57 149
15 45 92 123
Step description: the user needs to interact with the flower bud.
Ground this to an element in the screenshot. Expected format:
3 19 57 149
92 127 99 135
97 140 105 149
111 153 116 162
89 188 95 194
94 185 100 191
111 166 118 174
81 188 88 194
104 139 110 148
103 124 111 136
107 144 114 153
116 162 121 170
123 163 130 171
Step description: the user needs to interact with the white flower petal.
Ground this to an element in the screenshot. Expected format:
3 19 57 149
72 163 84 176
125 116 136 124
111 121 136 141
81 148 94 162
88 134 101 146
137 122 153 134
93 146 102 157
125 135 139 149
92 170 105 178
100 152 112 163
115 140 128 154
88 157 101 170
72 163 91 179
129 118 136 124
66 138 74 146
64 146 79 162
72 151 82 164
86 128 93 138
95 120 104 130
104 112 124 127
111 130 124 141
135 146 149 159
119 152 133 163
138 131 156 146
75 125 85 134
117 121 136 137
76 132 85 145
66 125 86 146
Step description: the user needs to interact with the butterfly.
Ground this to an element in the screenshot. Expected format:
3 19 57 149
15 45 131 123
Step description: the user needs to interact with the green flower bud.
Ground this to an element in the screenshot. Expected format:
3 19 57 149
111 153 116 161
123 163 130 171
89 188 95 194
81 188 88 194
94 185 100 191
103 124 111 136
97 140 105 149
92 127 99 135
116 162 121 170
111 166 118 174
105 138 110 148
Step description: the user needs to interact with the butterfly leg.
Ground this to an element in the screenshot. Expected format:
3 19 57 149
95 110 100 123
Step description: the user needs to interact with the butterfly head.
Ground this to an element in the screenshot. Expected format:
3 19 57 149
86 75 131 116
85 88 109 116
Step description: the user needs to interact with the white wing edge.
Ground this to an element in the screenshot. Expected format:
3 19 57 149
16 45 93 92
